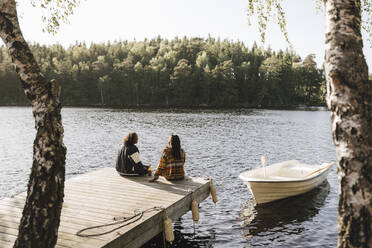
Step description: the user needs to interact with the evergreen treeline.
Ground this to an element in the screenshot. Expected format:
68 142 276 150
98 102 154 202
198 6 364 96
0 36 325 107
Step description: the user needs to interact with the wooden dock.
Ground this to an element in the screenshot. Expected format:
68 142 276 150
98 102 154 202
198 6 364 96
0 168 212 248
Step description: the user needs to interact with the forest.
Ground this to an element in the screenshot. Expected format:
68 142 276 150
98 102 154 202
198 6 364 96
0 36 325 107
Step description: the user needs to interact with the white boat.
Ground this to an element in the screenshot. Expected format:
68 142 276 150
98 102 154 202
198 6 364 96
239 160 334 204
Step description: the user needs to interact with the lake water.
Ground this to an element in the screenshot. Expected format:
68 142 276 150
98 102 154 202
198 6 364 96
0 107 338 247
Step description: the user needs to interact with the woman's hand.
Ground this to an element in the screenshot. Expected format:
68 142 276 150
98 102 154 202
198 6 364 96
149 176 159 182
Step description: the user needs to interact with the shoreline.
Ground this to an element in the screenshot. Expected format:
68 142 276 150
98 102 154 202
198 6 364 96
0 103 328 111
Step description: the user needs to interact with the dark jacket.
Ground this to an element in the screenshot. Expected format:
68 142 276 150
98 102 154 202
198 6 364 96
116 144 147 175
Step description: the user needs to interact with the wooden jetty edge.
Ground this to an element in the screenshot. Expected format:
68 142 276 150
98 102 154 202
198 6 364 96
0 168 212 248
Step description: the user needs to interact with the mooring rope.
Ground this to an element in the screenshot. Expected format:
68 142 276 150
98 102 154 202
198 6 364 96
76 183 208 239
76 206 164 237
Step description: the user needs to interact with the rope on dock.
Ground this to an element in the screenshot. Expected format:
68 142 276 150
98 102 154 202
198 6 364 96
76 206 164 237
76 179 217 239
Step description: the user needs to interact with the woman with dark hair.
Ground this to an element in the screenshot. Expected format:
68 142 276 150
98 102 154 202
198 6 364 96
150 134 185 182
116 132 149 176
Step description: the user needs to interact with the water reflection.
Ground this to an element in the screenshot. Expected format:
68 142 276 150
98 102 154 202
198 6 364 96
239 181 330 238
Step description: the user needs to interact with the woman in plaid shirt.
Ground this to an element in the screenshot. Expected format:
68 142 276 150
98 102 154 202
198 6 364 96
150 135 185 181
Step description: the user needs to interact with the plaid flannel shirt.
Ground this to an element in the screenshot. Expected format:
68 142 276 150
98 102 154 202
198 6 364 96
154 147 185 180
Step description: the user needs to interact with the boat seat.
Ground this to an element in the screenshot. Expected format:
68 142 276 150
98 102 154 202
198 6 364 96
288 166 313 172
267 176 294 180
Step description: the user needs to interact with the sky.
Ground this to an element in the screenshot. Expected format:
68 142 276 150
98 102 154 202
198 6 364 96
5 0 372 68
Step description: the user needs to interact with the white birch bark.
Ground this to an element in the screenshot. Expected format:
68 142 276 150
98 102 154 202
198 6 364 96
324 0 372 247
0 0 66 247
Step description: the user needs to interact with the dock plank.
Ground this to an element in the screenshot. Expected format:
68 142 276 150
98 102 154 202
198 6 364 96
0 168 211 248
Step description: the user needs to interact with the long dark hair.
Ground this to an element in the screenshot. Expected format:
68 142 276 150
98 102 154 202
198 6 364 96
123 132 138 146
170 135 181 159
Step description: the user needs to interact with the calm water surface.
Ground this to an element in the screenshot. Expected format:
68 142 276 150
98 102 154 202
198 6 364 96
0 107 338 247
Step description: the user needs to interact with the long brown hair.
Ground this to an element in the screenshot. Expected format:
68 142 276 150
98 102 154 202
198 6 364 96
123 132 138 146
170 135 181 159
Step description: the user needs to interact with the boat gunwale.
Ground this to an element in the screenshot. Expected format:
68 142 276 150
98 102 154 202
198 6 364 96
239 162 334 183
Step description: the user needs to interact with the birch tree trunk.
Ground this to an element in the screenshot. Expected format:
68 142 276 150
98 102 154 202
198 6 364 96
0 0 66 247
324 0 372 247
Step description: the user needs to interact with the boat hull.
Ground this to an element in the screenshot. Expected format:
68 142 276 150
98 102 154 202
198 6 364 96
239 161 334 204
